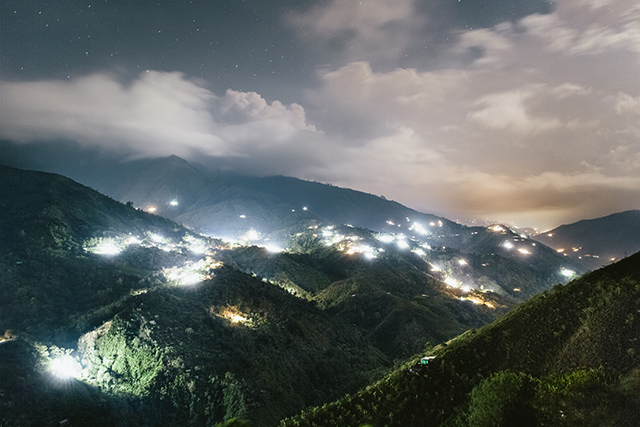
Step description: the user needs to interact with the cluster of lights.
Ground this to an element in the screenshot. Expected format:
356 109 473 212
164 258 221 286
560 268 576 278
459 296 495 309
501 239 535 256
50 355 81 380
214 306 252 325
85 232 213 257
490 225 506 232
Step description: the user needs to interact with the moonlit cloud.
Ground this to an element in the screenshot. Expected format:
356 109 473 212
0 0 638 230
0 72 320 169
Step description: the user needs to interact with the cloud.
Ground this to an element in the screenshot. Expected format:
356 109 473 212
1 0 638 230
467 86 563 134
301 0 640 228
287 0 424 65
0 71 320 172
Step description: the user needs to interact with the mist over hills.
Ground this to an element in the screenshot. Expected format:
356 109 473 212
534 210 640 270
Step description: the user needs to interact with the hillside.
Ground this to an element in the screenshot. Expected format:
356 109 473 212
0 165 387 425
0 165 539 426
280 251 640 426
534 210 640 270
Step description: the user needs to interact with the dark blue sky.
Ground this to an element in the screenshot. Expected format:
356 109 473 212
1 0 552 100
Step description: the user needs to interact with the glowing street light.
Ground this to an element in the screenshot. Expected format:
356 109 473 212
50 356 80 380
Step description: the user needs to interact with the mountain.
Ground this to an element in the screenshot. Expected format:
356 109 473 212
0 165 386 426
0 164 586 426
279 251 640 426
534 210 640 270
0 165 546 426
54 155 585 288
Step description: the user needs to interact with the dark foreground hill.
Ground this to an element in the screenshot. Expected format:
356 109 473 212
534 210 640 270
280 251 640 426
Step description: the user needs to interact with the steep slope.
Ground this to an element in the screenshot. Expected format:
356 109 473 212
534 210 640 270
0 166 388 426
0 165 213 343
218 224 579 361
280 251 640 426
0 165 507 426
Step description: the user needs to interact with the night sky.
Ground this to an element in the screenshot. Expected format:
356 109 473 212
1 0 638 230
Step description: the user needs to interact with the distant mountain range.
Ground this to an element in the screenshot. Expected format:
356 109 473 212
534 210 640 270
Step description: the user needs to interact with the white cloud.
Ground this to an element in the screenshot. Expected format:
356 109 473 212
467 87 563 134
1 0 639 230
0 72 320 167
301 0 640 228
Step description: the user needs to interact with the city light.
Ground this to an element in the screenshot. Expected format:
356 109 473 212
50 355 80 380
93 240 121 256
560 268 576 278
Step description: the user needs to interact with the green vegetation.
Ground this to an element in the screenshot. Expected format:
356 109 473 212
1 164 629 427
279 252 640 426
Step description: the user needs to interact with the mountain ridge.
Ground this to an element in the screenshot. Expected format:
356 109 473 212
535 210 640 270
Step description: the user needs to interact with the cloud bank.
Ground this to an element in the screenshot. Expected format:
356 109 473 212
1 0 639 230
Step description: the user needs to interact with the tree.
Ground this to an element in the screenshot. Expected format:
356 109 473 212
464 371 539 427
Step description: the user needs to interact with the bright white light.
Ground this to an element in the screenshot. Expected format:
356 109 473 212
461 285 472 293
412 248 426 257
457 259 468 266
378 234 395 243
50 356 80 379
444 277 460 287
229 313 248 323
167 269 203 286
489 225 505 232
169 200 179 206
431 265 441 272
517 248 531 255
243 229 260 241
147 206 157 213
503 241 514 250
303 206 308 211
239 214 246 218
126 236 141 245
264 244 284 253
396 239 409 250
560 269 576 278
190 244 206 254
94 240 121 256
150 233 163 243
